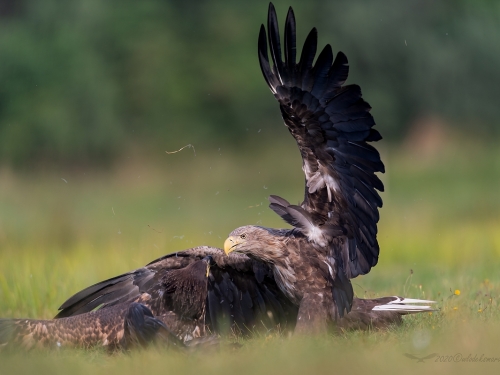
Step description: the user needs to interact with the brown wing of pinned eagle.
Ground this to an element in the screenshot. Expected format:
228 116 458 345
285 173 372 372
0 247 297 350
0 246 434 350
224 3 385 333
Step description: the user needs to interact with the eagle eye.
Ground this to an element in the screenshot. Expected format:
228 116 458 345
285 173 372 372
240 234 247 239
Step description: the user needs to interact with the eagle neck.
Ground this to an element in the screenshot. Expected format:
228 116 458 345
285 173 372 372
254 245 286 264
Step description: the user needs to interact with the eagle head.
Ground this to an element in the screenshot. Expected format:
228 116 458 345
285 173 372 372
224 226 285 262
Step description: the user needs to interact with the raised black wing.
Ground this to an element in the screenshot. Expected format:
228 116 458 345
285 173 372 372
55 246 297 334
259 4 384 279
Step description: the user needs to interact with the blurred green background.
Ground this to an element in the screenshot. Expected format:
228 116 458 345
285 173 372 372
0 0 499 166
0 1 500 373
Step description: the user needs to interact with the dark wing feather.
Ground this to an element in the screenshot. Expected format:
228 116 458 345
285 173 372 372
55 247 223 318
259 4 384 280
123 303 185 349
55 246 297 335
206 259 296 334
55 268 157 318
284 7 296 70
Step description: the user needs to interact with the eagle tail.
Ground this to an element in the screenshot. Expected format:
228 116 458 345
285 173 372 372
371 297 436 314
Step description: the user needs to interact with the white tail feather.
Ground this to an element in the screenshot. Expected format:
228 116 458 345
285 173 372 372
372 297 436 313
386 297 436 305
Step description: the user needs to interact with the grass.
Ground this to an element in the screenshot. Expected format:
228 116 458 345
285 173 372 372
1 136 499 374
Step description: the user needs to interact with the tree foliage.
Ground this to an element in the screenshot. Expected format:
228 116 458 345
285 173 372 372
0 0 498 166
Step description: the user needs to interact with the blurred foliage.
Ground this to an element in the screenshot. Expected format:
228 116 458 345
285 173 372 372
0 0 499 166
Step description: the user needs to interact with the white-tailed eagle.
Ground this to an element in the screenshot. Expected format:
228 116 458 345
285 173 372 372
224 3 385 332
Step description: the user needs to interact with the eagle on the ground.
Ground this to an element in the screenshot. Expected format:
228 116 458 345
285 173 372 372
1 247 434 350
0 248 297 350
0 4 435 351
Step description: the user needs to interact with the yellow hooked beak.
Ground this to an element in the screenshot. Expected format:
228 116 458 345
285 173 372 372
224 236 245 255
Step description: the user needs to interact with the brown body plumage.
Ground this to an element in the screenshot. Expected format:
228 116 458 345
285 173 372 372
2 305 130 350
1 302 188 350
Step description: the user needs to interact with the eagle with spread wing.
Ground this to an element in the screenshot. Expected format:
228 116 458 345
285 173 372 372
0 4 435 351
224 3 384 332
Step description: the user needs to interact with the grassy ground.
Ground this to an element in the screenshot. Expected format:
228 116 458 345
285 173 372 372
1 137 499 373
